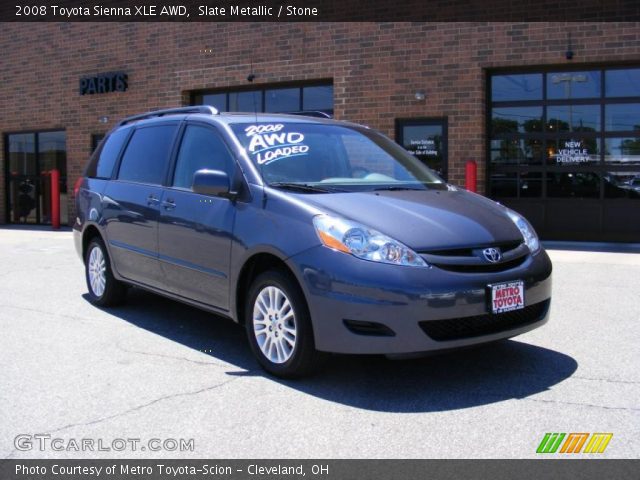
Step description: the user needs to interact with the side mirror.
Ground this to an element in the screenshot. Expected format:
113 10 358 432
191 169 231 197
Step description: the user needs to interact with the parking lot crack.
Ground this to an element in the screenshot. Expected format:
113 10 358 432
0 269 19 279
569 374 640 385
488 365 640 386
40 377 241 439
1 378 241 459
523 396 640 412
115 342 232 368
0 304 97 324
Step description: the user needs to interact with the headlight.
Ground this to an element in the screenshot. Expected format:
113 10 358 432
313 214 428 267
506 209 540 253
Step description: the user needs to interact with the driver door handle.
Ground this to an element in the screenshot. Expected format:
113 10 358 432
162 199 176 210
147 194 160 206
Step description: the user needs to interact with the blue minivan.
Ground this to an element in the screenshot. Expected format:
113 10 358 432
75 106 552 377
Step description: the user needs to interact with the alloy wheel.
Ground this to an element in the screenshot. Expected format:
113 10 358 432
88 246 107 297
252 286 297 364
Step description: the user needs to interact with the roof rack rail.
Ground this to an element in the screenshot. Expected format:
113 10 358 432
285 110 333 119
118 106 219 126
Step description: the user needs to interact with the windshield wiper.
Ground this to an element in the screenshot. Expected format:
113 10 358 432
373 185 425 191
269 182 343 193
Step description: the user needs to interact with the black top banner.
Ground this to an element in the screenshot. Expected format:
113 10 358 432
2 0 640 22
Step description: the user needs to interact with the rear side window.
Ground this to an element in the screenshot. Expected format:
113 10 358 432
117 124 178 185
86 128 129 179
172 125 234 189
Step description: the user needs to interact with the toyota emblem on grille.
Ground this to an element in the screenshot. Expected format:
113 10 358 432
483 247 502 263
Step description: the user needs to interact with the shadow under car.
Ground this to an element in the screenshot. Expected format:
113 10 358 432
83 288 577 414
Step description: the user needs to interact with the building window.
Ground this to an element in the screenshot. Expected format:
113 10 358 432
488 66 640 241
91 133 105 152
4 130 67 225
192 82 334 117
546 71 601 99
302 85 333 111
490 73 543 102
228 90 261 112
395 119 448 179
265 87 300 113
605 68 640 97
489 66 640 198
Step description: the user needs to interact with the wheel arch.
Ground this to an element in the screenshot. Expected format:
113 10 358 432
82 224 104 259
234 251 305 326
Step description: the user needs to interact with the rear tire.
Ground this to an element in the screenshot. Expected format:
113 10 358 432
85 237 127 307
245 269 323 378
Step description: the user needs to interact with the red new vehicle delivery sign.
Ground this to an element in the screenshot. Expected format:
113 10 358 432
490 280 524 314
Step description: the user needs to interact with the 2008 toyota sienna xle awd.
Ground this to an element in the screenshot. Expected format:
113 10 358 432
74 106 552 377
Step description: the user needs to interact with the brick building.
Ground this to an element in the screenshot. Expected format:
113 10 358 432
1 22 639 240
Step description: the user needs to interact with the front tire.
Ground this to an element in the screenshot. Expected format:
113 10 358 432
85 237 127 307
245 270 322 378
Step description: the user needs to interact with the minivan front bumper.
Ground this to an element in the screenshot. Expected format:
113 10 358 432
288 246 552 354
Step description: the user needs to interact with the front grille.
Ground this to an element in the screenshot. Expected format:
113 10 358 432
419 240 529 274
419 300 550 341
425 241 521 257
434 255 527 273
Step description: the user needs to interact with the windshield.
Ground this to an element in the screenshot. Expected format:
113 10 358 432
229 122 445 192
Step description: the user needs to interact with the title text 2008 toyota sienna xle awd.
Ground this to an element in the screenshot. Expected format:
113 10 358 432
74 106 552 377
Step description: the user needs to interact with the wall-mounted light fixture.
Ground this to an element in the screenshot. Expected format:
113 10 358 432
414 91 426 101
565 32 574 60
98 116 109 124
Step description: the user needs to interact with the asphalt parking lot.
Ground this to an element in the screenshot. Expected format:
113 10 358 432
1 226 638 459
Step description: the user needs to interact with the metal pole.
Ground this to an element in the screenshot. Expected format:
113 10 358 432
50 169 60 229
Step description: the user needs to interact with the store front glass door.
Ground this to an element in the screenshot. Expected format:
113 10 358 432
6 131 67 225
396 119 448 180
488 66 640 241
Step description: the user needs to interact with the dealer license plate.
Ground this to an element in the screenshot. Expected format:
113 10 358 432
490 281 525 314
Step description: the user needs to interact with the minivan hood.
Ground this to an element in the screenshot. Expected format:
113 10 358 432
298 188 523 251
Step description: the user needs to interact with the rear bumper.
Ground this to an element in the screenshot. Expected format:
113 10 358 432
288 246 552 354
73 224 83 261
